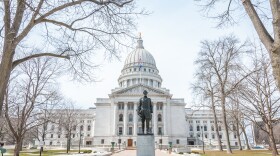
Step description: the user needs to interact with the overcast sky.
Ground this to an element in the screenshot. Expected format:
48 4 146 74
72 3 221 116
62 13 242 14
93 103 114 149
58 0 259 109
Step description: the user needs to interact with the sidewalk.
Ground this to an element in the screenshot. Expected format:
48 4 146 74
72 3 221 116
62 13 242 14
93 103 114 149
112 149 182 156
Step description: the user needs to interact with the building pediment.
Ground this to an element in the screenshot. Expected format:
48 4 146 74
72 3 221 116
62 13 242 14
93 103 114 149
111 84 169 96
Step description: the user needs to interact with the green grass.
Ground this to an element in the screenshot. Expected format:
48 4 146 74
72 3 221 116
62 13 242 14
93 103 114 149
192 150 278 156
5 149 81 156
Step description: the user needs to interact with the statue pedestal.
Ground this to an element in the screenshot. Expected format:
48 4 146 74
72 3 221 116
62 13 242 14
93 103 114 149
137 134 155 156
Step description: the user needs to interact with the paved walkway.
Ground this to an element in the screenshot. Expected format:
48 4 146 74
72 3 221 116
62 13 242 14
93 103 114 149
112 149 181 156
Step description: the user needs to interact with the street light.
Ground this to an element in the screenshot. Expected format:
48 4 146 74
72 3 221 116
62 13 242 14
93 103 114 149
201 126 205 154
78 130 83 153
117 132 121 150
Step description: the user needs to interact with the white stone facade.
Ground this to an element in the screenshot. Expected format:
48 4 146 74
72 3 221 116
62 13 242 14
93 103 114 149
94 38 187 147
185 108 244 147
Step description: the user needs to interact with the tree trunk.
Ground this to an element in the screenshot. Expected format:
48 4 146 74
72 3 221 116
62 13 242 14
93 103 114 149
211 96 223 151
221 95 232 153
241 125 250 150
14 139 22 156
236 123 242 150
268 126 279 156
0 44 15 116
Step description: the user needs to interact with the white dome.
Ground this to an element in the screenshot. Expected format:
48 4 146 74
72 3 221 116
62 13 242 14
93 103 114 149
123 39 156 69
118 37 162 88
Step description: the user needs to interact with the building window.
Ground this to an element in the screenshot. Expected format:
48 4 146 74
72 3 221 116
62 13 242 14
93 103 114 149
51 125 55 131
129 127 133 135
190 134 193 137
118 103 124 110
235 142 238 146
87 134 90 137
176 139 180 144
87 120 91 123
196 121 200 123
144 68 146 72
189 125 193 131
101 139 104 144
197 126 200 131
159 139 162 144
118 139 121 144
210 121 214 123
197 134 200 137
205 134 208 138
138 127 142 133
233 125 237 131
50 141 53 145
211 125 214 131
189 120 193 123
234 133 237 139
51 134 53 138
134 68 136 71
149 69 151 72
72 126 76 131
119 114 123 122
80 120 84 123
118 127 123 135
58 134 60 138
80 125 84 131
218 126 221 131
158 127 162 135
88 125 91 131
219 135 222 139
128 104 134 110
203 121 207 123
212 134 215 139
129 114 133 122
72 134 75 138
158 114 162 122
157 103 163 110
204 125 207 131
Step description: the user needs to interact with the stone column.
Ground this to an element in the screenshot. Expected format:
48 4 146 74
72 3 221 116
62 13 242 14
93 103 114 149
133 102 137 135
163 103 167 135
153 102 157 134
113 103 117 135
124 102 128 136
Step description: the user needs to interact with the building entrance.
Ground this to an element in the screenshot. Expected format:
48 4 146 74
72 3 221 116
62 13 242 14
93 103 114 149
127 139 133 147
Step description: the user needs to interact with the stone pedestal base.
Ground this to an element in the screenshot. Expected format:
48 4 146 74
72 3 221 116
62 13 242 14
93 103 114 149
137 134 155 156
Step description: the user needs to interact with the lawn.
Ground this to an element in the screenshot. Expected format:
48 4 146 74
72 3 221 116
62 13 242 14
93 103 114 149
195 150 277 156
4 149 82 156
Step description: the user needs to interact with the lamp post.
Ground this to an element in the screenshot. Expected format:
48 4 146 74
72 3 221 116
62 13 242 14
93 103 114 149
117 132 121 150
78 130 83 154
201 126 205 154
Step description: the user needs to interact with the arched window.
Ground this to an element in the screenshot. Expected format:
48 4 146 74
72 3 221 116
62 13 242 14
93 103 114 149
189 125 193 131
87 125 91 131
119 114 123 122
204 125 207 131
51 125 55 131
129 114 133 122
80 125 84 131
158 114 162 122
197 126 200 131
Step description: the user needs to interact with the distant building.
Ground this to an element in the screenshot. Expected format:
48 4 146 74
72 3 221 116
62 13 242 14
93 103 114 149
185 109 244 147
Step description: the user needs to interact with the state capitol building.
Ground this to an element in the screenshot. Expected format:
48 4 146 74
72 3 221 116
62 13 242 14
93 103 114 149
36 37 242 148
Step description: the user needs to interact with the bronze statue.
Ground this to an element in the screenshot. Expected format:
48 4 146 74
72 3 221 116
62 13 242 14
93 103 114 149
137 90 153 134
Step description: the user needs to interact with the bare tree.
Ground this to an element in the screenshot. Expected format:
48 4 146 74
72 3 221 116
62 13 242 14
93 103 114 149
192 68 223 151
195 35 250 153
195 0 280 93
56 103 79 153
0 0 143 116
240 48 280 156
4 57 62 156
